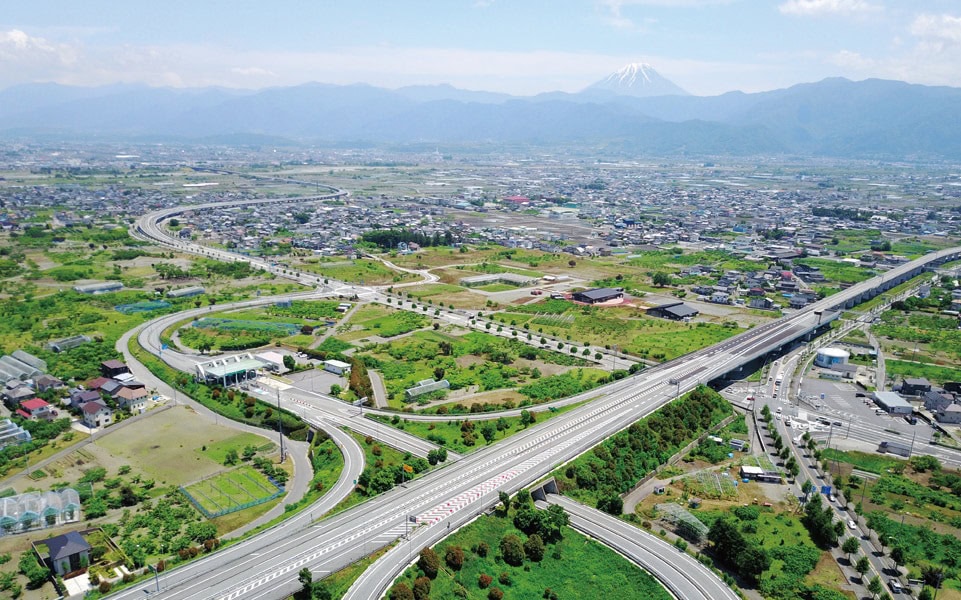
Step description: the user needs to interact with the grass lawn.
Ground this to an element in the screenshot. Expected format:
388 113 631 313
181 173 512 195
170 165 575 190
330 430 430 515
820 448 904 474
198 432 275 464
96 406 273 486
321 542 394 599
391 511 671 600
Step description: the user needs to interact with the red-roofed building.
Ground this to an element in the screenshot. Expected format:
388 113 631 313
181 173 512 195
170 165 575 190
18 398 53 420
85 377 110 391
503 195 530 205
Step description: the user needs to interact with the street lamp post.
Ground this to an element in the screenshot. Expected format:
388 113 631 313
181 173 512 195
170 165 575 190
148 564 160 593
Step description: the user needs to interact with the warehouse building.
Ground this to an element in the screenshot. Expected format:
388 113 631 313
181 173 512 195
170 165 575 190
571 287 624 304
872 391 914 415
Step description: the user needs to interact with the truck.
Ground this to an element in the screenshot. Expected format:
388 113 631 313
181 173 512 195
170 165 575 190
878 440 912 457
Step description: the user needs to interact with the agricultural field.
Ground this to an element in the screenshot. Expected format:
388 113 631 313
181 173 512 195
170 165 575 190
795 257 876 284
355 329 604 409
294 257 417 285
497 302 742 362
336 303 431 342
389 501 671 600
397 283 490 310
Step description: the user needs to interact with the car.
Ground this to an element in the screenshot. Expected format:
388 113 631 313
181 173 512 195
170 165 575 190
833 421 842 427
889 579 903 593
847 519 857 530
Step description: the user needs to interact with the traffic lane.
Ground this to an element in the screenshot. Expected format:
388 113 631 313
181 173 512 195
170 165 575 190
549 494 739 600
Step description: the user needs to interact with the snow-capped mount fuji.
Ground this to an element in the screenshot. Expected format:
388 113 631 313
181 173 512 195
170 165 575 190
584 63 689 98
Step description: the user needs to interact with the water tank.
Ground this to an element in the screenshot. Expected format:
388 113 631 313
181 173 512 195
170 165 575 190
815 347 849 368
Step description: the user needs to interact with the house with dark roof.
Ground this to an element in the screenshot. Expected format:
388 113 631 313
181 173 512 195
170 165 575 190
100 360 130 378
40 531 91 576
901 377 932 397
82 401 113 429
35 374 63 393
71 389 102 410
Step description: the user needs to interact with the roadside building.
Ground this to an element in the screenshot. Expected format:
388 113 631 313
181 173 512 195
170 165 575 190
814 348 849 369
872 391 914 415
323 360 352 376
924 390 955 412
936 404 961 425
900 377 933 397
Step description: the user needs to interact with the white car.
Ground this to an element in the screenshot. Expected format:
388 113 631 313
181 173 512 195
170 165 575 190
848 519 857 530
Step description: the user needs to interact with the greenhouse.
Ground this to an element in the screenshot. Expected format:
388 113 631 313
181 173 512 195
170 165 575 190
0 488 81 535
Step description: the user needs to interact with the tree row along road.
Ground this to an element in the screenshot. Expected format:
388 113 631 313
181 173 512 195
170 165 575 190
120 191 961 599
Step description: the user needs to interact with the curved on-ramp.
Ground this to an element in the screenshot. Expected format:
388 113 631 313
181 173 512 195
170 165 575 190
547 494 738 600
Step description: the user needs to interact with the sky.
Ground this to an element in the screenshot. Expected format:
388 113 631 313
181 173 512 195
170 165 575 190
1 0 960 96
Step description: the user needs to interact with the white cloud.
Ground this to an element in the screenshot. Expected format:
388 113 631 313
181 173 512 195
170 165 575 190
230 66 276 78
0 29 77 65
910 13 961 49
596 0 733 29
779 0 881 17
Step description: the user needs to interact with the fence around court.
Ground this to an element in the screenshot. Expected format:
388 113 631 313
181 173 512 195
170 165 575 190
180 468 285 519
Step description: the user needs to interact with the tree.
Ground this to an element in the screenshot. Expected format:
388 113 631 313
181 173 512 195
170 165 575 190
868 576 883 599
312 582 332 600
298 568 313 596
801 479 814 497
568 260 576 268
652 272 671 287
390 583 414 600
520 410 535 427
445 545 464 570
842 537 860 563
412 576 431 600
283 354 296 370
500 534 525 566
499 491 510 514
855 556 871 581
890 546 906 571
418 547 440 579
330 384 342 396
481 423 497 445
524 534 545 562
786 456 800 479
18 551 50 589
918 587 934 600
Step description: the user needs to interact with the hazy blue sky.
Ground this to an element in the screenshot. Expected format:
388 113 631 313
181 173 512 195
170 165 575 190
2 1 960 95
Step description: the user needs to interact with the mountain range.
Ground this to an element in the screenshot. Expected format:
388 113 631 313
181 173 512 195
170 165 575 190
1 65 960 159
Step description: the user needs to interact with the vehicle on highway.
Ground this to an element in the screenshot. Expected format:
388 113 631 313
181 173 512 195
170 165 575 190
889 579 903 593
833 420 842 427
848 519 857 530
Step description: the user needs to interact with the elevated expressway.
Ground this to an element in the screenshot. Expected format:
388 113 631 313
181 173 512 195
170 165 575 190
106 238 961 600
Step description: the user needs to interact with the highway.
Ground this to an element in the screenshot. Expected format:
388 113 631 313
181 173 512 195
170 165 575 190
118 191 961 600
546 494 740 600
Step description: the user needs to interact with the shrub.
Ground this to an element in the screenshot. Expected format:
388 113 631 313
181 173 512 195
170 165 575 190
476 541 489 557
478 573 493 589
488 587 504 600
418 547 440 579
445 545 464 571
390 582 414 600
500 534 525 566
99 581 112 594
524 534 545 562
499 572 512 586
412 576 431 600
